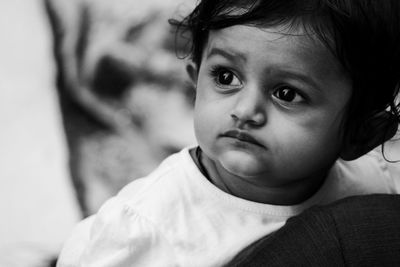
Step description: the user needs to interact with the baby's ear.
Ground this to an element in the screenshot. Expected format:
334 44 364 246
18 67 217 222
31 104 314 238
186 62 198 86
340 111 398 160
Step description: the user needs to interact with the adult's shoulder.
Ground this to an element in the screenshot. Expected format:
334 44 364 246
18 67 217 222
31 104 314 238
228 194 400 267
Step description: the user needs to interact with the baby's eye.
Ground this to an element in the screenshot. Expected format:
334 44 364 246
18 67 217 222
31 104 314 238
272 87 304 103
211 67 242 88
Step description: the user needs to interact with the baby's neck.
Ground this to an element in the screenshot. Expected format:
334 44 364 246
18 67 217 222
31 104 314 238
191 148 327 205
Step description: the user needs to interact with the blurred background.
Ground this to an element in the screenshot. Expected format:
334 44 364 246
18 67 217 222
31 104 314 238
0 0 195 265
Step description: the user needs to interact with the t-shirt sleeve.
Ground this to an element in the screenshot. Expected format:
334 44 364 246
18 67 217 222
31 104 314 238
385 159 400 193
387 132 400 191
57 196 177 267
56 215 95 267
374 138 400 193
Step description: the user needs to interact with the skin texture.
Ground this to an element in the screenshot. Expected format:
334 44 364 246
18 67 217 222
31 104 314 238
191 25 353 205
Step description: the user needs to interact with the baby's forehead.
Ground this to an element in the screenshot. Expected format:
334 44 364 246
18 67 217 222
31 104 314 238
207 25 321 52
205 25 342 72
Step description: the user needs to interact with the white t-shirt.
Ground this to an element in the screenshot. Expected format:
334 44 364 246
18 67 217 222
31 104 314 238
57 147 400 267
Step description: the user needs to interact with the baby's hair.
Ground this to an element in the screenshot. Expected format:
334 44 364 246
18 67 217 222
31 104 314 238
170 0 400 155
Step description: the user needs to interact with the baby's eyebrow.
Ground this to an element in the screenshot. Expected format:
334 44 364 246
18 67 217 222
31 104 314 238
272 69 321 91
206 47 247 64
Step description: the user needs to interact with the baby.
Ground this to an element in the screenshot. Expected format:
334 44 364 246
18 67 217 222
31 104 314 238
57 0 400 266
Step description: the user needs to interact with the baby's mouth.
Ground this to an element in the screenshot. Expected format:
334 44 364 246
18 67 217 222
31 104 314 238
221 130 264 147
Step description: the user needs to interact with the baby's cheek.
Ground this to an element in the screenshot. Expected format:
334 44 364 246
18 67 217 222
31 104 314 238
194 110 214 140
286 127 341 171
270 120 322 156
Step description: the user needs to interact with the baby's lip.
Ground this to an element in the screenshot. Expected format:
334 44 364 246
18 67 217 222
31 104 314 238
221 130 264 147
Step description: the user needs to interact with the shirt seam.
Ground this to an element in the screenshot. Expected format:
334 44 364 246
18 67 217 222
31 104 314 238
368 149 396 192
122 203 179 262
328 208 347 266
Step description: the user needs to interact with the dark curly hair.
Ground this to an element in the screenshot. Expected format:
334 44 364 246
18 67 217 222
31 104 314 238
171 0 400 158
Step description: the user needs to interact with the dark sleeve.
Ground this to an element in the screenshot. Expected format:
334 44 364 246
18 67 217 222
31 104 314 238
227 194 400 267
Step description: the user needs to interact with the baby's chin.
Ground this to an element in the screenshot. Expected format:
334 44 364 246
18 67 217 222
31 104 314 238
218 150 272 179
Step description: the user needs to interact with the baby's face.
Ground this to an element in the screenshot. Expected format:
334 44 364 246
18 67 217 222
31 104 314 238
193 25 352 187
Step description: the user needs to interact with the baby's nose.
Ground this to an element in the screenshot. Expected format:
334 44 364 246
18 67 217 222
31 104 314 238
230 89 266 127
